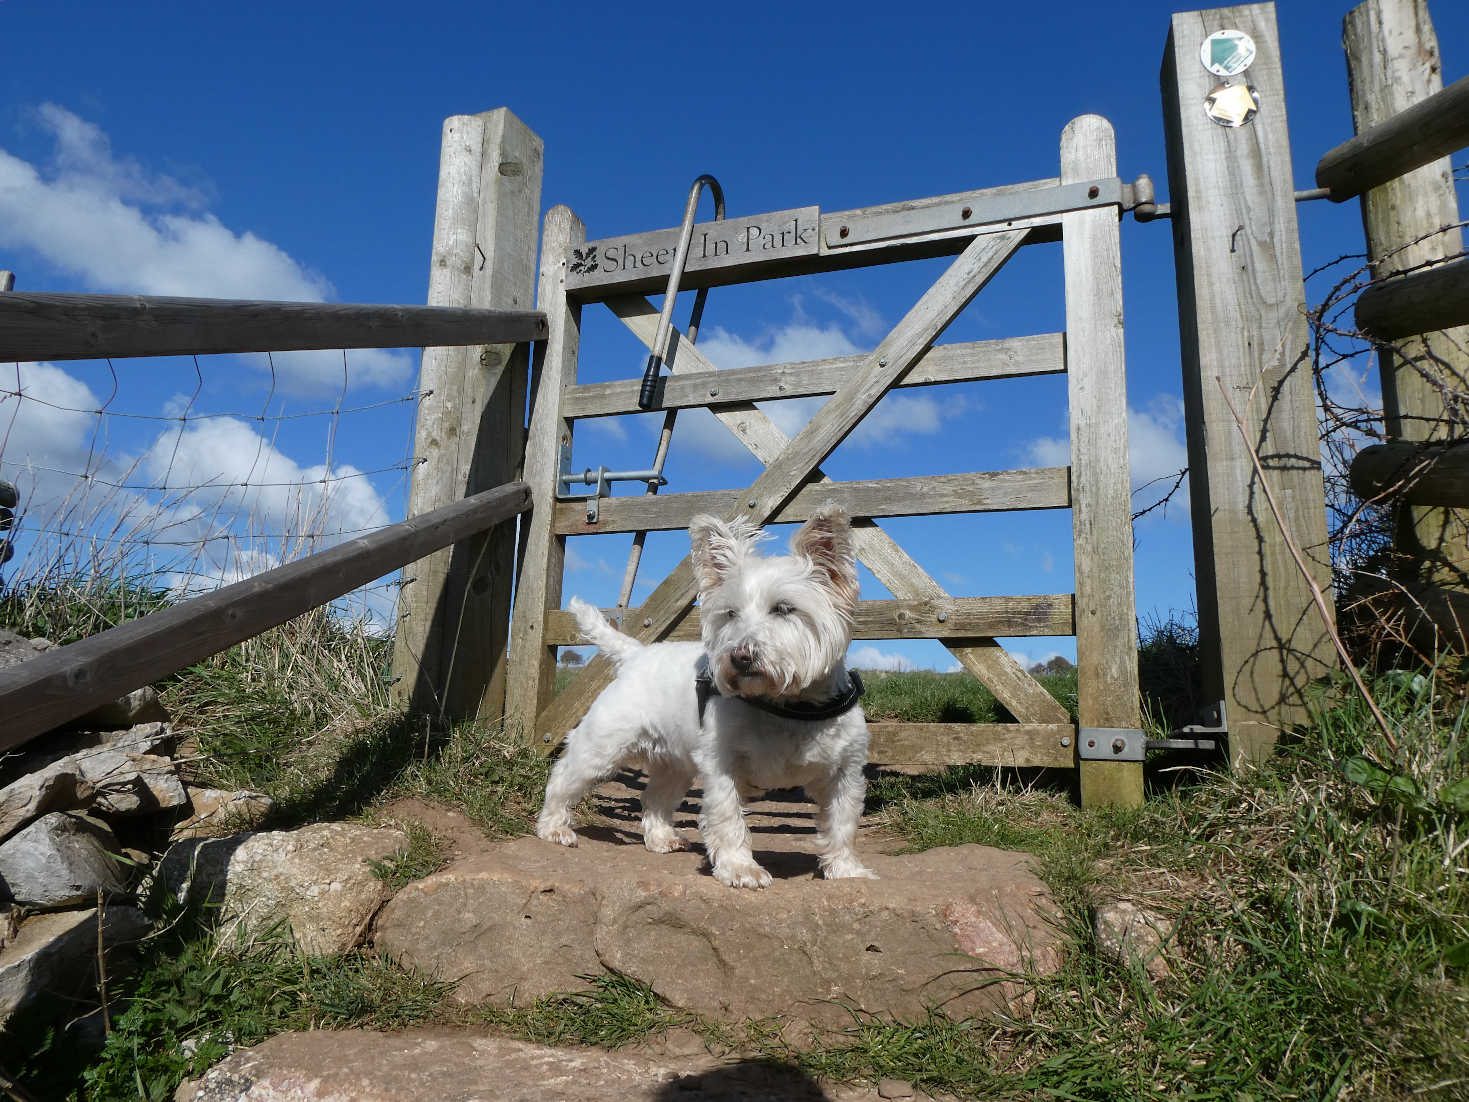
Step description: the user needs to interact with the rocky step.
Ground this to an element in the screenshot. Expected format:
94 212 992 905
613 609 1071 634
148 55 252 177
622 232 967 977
375 780 1061 1028
175 1027 930 1101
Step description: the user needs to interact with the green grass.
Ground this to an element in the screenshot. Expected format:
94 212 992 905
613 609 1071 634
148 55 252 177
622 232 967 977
5 918 456 1102
857 666 1079 723
5 571 1466 1099
481 972 691 1049
365 820 451 892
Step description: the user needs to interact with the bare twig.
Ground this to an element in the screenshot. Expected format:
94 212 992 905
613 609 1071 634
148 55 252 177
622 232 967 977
1215 377 1400 756
96 888 111 1035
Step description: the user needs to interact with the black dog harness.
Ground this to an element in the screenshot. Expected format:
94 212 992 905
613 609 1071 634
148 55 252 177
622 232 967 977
695 656 865 725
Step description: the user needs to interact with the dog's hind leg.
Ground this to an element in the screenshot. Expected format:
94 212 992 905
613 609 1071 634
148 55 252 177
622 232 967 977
639 761 694 853
807 768 877 880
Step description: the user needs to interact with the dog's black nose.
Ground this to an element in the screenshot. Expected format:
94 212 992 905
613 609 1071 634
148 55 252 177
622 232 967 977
730 646 755 672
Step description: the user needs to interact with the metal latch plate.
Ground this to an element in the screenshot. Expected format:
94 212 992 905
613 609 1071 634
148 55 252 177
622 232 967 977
1078 727 1146 762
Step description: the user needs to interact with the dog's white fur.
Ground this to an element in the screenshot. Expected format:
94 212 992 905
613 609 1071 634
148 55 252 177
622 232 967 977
536 505 875 889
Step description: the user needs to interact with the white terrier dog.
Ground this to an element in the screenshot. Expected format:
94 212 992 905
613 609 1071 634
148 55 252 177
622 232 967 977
536 504 876 889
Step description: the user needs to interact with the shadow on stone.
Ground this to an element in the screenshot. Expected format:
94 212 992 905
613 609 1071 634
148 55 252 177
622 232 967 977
652 1057 835 1101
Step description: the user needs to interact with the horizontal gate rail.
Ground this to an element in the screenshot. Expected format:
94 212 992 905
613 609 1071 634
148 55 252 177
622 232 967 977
542 594 1075 646
561 332 1066 419
552 468 1070 535
0 291 548 362
561 175 1135 301
0 481 531 753
867 722 1076 768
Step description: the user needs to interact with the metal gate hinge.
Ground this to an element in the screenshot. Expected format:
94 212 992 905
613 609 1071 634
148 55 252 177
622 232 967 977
1077 702 1227 762
1148 700 1226 754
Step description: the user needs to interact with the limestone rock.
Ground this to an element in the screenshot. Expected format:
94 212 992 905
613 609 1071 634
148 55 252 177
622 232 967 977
0 769 97 843
0 905 148 1025
171 789 274 841
162 823 407 955
0 812 129 906
375 835 1059 1027
0 628 46 672
0 722 182 840
174 1028 892 1101
81 685 171 729
1093 899 1176 980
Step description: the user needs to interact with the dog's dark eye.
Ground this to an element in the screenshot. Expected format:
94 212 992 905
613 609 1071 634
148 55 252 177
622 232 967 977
772 601 795 616
725 608 739 620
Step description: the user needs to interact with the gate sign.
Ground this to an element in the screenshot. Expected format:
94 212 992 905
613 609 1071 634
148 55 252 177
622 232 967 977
1200 29 1256 77
566 206 821 295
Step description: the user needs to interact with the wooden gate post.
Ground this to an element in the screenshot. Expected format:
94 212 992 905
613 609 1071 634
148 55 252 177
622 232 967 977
1343 0 1469 591
390 109 544 724
1062 116 1144 807
1161 3 1336 766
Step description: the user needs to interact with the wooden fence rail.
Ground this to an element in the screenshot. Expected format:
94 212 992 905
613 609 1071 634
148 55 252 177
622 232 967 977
0 292 547 361
1355 256 1469 342
1315 72 1469 200
0 480 530 753
1351 441 1469 507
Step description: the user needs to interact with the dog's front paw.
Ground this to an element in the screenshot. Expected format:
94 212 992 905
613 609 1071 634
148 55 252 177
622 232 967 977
821 856 878 880
538 824 579 848
713 859 772 889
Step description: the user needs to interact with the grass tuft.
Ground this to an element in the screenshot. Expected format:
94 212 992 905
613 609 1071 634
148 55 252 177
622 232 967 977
482 972 690 1049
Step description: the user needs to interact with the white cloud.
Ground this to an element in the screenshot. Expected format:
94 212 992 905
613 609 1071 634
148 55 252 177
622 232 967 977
848 644 917 672
1024 395 1190 519
0 105 410 391
1005 647 1066 670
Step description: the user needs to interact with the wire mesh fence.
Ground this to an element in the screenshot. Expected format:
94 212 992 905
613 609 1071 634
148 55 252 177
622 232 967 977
0 344 427 633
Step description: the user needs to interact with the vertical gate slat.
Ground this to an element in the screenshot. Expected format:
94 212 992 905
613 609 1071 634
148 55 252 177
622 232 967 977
1062 115 1144 807
506 205 586 744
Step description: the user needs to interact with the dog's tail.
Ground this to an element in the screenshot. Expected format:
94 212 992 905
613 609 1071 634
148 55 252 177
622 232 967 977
568 596 643 667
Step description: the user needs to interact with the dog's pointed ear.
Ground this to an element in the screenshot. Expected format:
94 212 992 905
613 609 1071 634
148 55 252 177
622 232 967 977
791 504 859 613
690 514 760 594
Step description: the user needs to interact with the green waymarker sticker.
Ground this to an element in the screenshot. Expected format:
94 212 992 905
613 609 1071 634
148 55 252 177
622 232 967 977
1201 30 1256 77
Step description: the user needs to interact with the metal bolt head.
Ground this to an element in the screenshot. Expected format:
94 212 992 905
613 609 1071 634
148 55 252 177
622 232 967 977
1111 737 1126 754
542 733 552 743
936 611 948 623
1060 736 1072 748
642 617 652 628
747 499 757 508
709 387 719 397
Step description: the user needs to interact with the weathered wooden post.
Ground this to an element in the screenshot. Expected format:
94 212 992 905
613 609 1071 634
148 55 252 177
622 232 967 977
1062 116 1144 807
390 109 544 724
1161 3 1337 765
1342 0 1469 611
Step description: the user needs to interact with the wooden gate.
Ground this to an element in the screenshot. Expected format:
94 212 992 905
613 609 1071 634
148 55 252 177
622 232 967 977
507 114 1145 806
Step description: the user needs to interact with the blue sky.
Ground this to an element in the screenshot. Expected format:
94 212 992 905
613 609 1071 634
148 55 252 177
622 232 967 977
2 0 1466 672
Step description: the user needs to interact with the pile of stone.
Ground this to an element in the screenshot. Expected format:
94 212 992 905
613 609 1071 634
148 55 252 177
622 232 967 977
0 627 277 1033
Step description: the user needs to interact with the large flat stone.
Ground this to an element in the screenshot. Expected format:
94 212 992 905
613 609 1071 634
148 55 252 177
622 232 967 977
175 1028 898 1101
375 812 1059 1027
